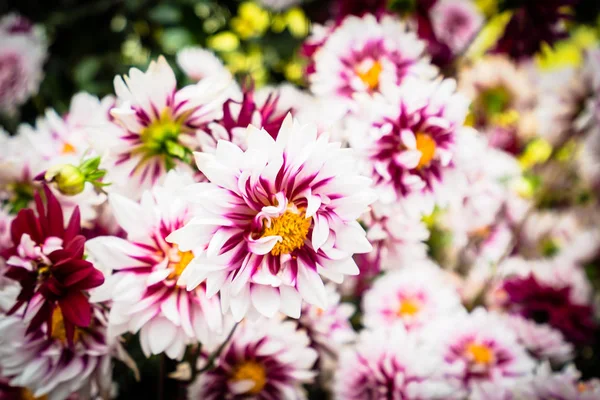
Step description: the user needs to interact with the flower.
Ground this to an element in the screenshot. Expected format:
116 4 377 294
333 326 461 399
86 171 223 359
498 265 596 344
0 304 112 400
493 0 576 61
176 47 230 82
188 318 317 399
458 55 536 154
106 56 232 198
348 77 469 213
362 261 464 331
308 14 436 110
430 0 484 54
167 115 376 321
512 362 600 399
0 13 46 114
503 315 574 364
298 284 356 360
422 308 536 393
1 186 104 344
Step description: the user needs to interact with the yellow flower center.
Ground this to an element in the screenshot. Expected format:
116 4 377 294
415 133 436 169
356 61 382 91
51 307 80 345
140 111 182 149
168 250 194 280
230 360 267 395
466 342 494 365
20 388 47 400
61 142 76 154
396 298 421 317
262 210 311 256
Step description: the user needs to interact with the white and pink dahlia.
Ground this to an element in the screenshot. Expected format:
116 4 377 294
513 362 600 400
0 13 47 114
188 318 317 400
362 261 464 331
422 308 536 395
168 115 376 321
86 171 222 359
430 0 484 54
334 326 461 399
0 305 112 400
106 56 232 198
308 14 436 109
348 77 470 212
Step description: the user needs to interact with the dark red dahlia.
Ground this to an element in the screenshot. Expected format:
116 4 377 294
501 274 596 344
493 0 577 60
1 186 104 345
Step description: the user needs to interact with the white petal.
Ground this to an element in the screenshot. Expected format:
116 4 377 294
250 285 280 318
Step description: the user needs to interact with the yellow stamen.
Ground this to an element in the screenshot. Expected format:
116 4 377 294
168 250 194 280
396 298 421 317
61 142 76 154
356 61 382 91
20 388 47 400
51 307 80 344
230 360 267 395
466 342 494 365
415 133 436 169
262 210 311 256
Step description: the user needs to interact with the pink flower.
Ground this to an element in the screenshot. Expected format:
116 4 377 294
430 0 484 54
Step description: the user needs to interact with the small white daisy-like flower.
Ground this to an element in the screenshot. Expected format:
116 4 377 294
0 304 112 400
167 115 377 321
430 0 484 54
503 315 574 365
106 56 232 198
348 77 469 213
188 318 317 400
309 14 436 109
422 308 536 394
86 171 223 360
334 326 461 399
362 261 464 331
0 13 47 114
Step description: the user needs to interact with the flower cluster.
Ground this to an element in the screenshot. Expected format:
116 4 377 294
2 1 600 399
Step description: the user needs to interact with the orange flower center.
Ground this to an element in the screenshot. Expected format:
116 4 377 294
466 342 494 365
356 61 382 91
61 142 76 154
230 360 267 395
415 133 436 169
396 298 421 317
20 388 47 400
262 210 311 256
168 250 194 280
51 307 80 345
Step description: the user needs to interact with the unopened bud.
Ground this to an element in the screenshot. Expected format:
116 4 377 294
45 164 85 196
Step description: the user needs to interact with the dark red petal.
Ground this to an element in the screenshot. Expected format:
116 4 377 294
63 319 76 347
64 207 81 243
69 267 104 290
58 292 92 328
43 185 65 238
26 301 52 336
11 208 43 245
61 264 96 286
64 235 86 259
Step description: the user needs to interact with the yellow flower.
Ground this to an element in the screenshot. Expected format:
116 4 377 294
518 138 553 169
535 27 599 70
231 2 270 39
285 7 309 38
207 31 240 52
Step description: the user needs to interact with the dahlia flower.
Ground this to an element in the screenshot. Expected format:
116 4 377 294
308 14 436 109
356 201 429 274
422 308 536 394
0 13 47 114
334 326 461 399
0 304 112 400
362 261 464 331
458 55 536 154
168 115 376 320
86 171 223 359
348 77 469 213
188 318 317 399
177 47 229 82
2 186 104 343
106 56 232 198
430 0 484 54
504 315 574 364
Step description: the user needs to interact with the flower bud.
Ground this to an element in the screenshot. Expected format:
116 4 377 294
45 164 85 196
